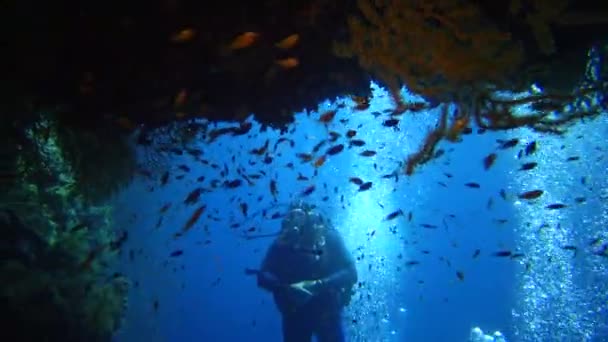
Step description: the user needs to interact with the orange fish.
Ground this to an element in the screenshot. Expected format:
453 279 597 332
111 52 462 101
447 116 470 141
319 110 336 123
313 155 326 167
275 57 299 69
275 34 299 49
174 88 188 107
115 117 137 130
228 31 260 50
181 205 206 234
269 179 278 200
296 153 314 162
171 28 196 43
159 203 172 214
483 153 497 170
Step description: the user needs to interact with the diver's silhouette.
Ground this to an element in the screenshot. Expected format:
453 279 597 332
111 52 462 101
249 202 358 342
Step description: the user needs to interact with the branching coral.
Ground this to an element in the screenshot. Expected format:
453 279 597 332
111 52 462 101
335 0 607 175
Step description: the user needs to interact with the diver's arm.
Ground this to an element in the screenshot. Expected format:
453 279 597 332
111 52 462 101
317 230 358 291
318 264 357 291
257 242 283 292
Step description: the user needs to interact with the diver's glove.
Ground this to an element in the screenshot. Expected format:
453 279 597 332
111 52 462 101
290 279 323 296
285 279 324 306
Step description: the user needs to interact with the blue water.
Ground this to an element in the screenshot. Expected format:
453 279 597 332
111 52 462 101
112 83 608 341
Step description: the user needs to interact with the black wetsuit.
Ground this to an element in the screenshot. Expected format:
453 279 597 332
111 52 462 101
258 228 358 342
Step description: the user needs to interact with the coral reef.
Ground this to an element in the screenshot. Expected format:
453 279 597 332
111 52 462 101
4 111 136 205
0 113 130 341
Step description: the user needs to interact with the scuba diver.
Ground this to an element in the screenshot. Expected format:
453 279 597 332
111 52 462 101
247 201 358 342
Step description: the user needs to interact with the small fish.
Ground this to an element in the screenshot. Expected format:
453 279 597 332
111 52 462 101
352 95 370 110
419 223 438 229
70 223 88 233
405 260 420 266
519 162 538 171
349 139 366 147
346 130 357 138
518 189 543 200
159 203 172 213
349 177 364 185
170 250 184 257
492 250 512 257
325 144 345 156
170 148 184 155
224 179 243 188
464 182 481 188
319 110 337 123
181 205 206 233
174 88 188 107
185 148 204 157
483 153 497 170
358 182 373 192
498 138 519 149
250 139 270 155
275 33 299 49
184 188 203 205
510 253 525 259
275 57 299 69
546 203 567 210
561 245 578 257
328 131 341 141
456 271 465 281
433 149 445 159
524 141 537 155
359 150 377 157
384 209 403 221
240 202 248 217
270 212 284 219
296 153 314 162
171 28 196 43
178 164 190 172
301 185 316 196
472 249 480 258
313 155 327 167
160 171 170 186
383 118 399 127
228 31 260 51
566 156 580 162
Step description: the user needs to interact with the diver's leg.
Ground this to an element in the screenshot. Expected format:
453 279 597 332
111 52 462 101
282 313 314 342
314 311 345 342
